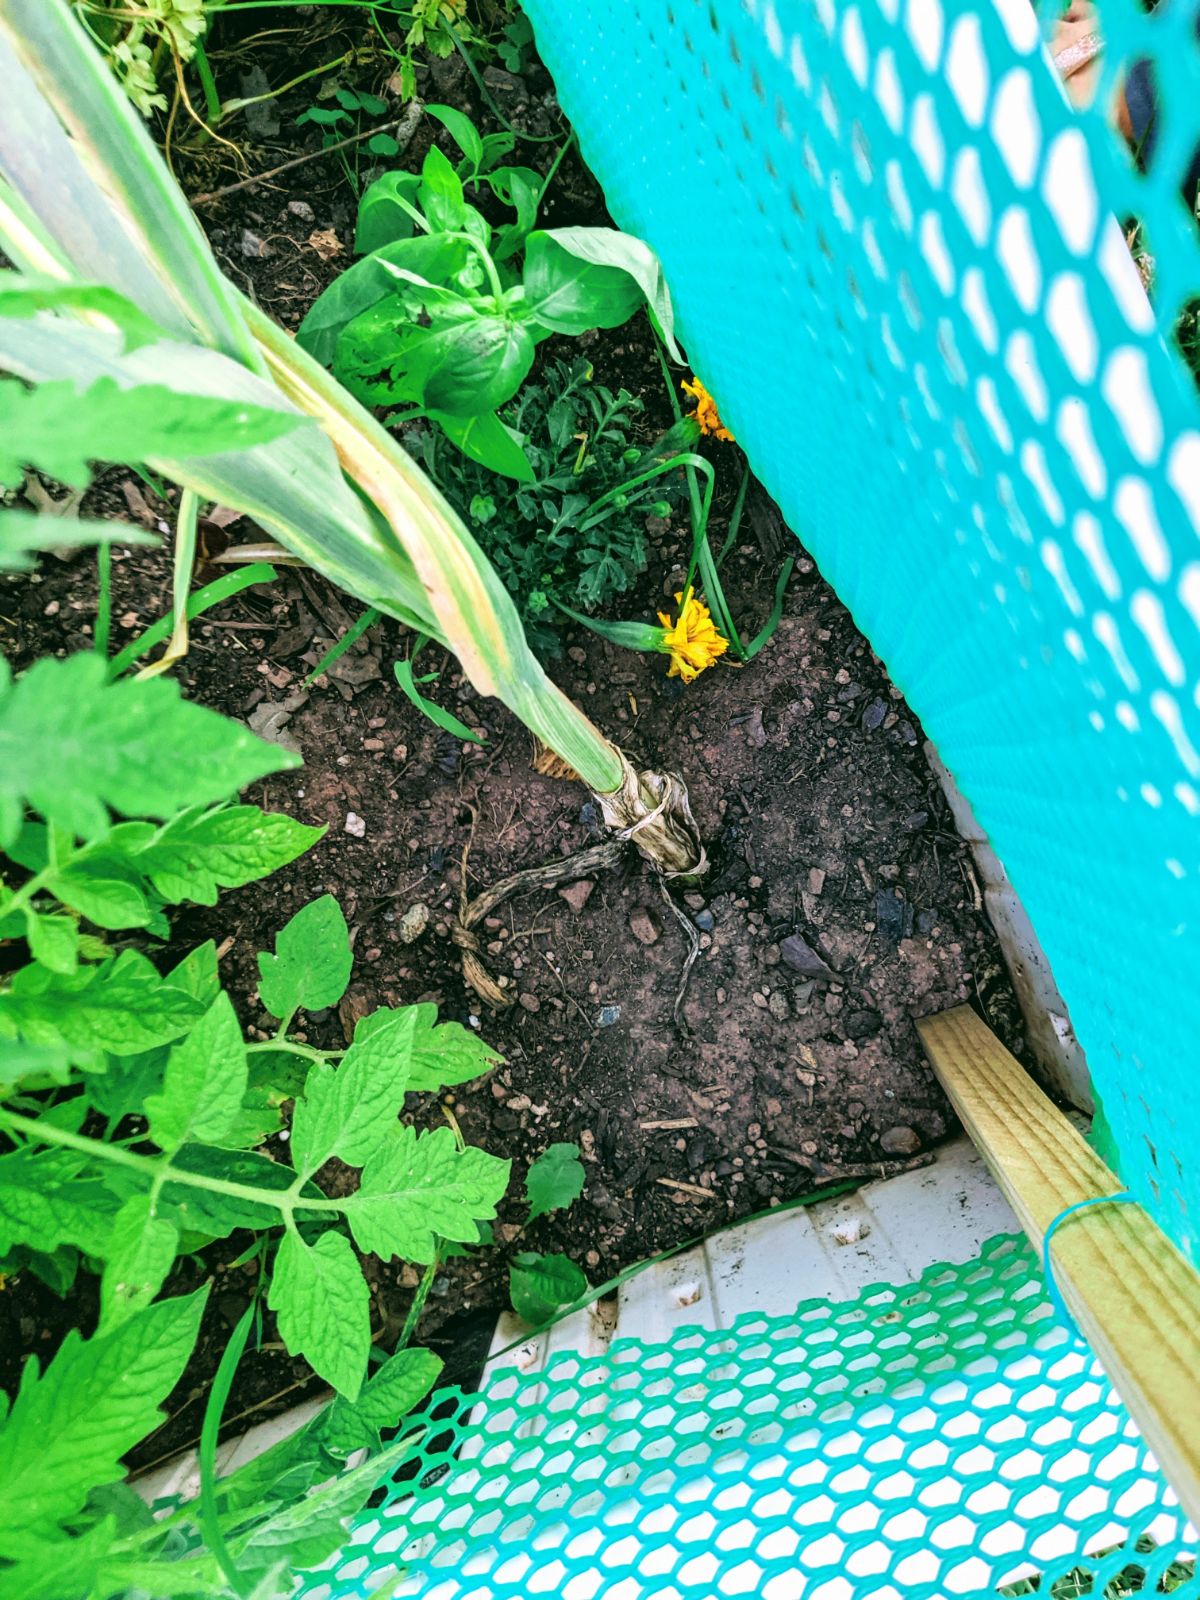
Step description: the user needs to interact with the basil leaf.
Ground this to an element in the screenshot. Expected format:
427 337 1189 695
353 171 422 255
534 226 680 356
296 234 470 365
425 103 484 170
428 407 536 481
417 143 466 232
522 230 645 336
417 312 535 418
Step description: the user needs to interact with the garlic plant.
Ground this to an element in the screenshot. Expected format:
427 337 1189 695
0 0 705 878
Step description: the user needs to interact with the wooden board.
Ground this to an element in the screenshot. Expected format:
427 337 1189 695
918 1005 1200 1527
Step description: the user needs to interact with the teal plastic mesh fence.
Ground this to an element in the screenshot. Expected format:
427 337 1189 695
307 1237 1197 1598
513 0 1200 1262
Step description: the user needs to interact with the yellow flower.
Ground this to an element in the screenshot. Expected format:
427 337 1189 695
657 588 729 683
681 376 734 442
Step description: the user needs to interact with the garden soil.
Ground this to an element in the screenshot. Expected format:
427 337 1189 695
0 14 1028 1472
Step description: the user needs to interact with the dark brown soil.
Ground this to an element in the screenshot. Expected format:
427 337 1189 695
0 6 1026 1474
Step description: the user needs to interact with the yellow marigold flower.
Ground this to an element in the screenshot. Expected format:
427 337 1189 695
681 376 734 442
657 588 729 683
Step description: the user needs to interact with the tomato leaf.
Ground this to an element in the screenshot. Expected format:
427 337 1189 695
524 1142 585 1222
256 894 352 1021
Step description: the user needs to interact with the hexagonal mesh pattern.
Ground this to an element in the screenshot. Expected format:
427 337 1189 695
307 1238 1196 1598
511 0 1200 1261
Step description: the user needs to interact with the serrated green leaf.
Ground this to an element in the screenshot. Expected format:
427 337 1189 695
146 991 247 1152
524 1142 585 1222
166 939 220 1005
0 1515 121 1600
0 949 203 1059
268 1230 369 1399
43 856 151 930
291 1008 415 1178
0 652 298 849
98 1195 179 1333
0 375 304 491
134 805 324 907
355 1001 501 1093
510 1251 587 1326
0 1287 207 1554
23 911 78 974
343 1125 509 1263
322 1345 442 1455
0 1146 122 1258
257 894 351 1021
83 1045 167 1121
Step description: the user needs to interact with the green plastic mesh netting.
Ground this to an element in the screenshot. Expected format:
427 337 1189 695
305 1237 1196 1598
310 0 1199 1590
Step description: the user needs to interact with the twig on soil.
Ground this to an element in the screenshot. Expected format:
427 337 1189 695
540 950 592 1029
189 100 423 207
657 1177 716 1200
640 1118 699 1131
657 875 701 1032
766 1148 935 1183
451 835 625 1007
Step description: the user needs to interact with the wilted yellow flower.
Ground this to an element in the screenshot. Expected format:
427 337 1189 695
657 588 729 683
681 376 734 442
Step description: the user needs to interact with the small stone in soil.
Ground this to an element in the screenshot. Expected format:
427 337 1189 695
768 990 790 1022
875 888 915 945
519 993 541 1014
398 902 429 943
344 811 366 838
287 199 315 220
880 1125 922 1156
596 1004 621 1027
629 907 660 946
693 909 715 931
808 867 826 894
240 228 272 258
862 697 888 731
559 878 595 913
779 932 836 980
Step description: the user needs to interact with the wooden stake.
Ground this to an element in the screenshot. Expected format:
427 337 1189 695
918 1005 1200 1526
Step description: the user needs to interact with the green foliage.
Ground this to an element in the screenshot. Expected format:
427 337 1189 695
0 647 511 1593
68 0 207 116
510 1250 588 1326
0 374 304 491
256 894 352 1023
524 1141 585 1222
408 358 685 650
298 104 676 476
0 652 299 847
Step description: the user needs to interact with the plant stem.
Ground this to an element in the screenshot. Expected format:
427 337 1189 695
191 38 222 124
397 1249 440 1350
95 541 112 658
0 1109 335 1219
245 1038 339 1064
